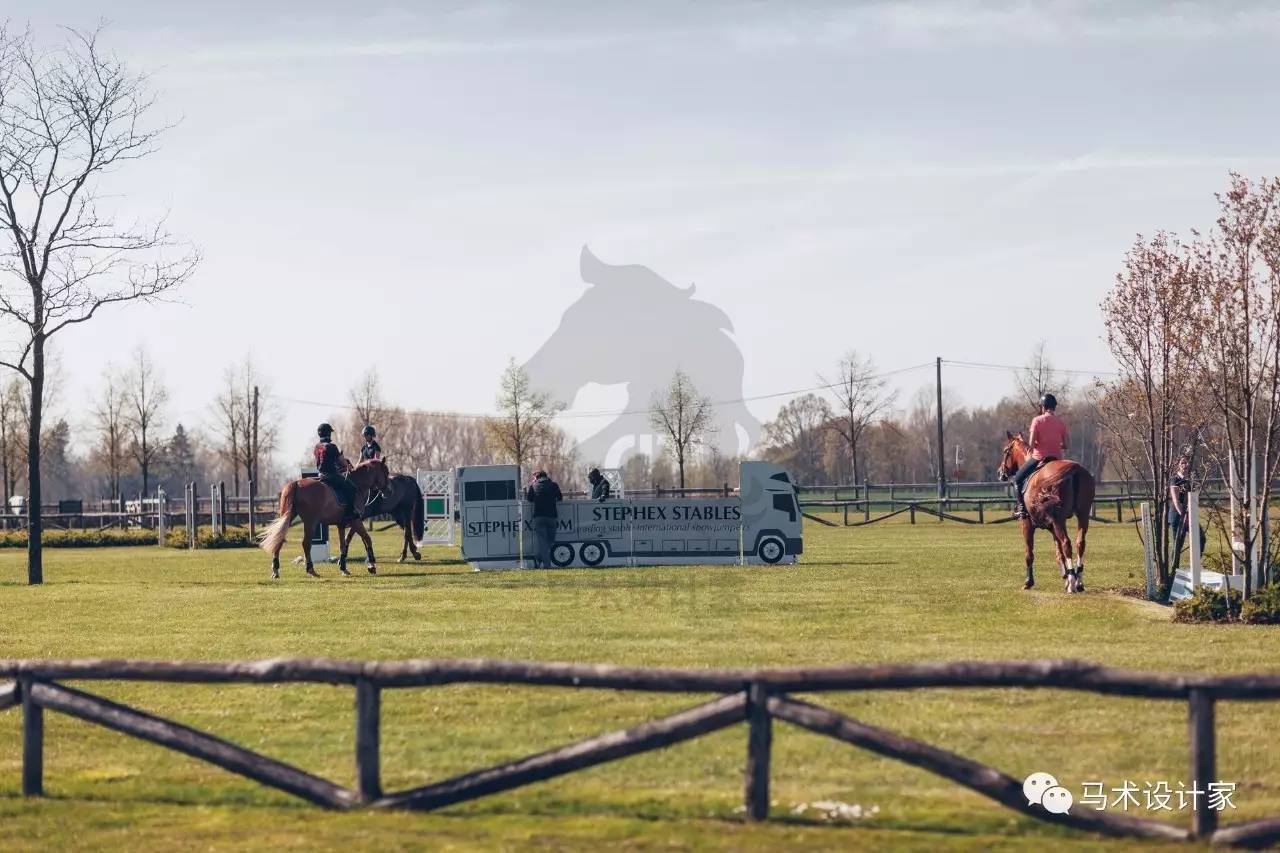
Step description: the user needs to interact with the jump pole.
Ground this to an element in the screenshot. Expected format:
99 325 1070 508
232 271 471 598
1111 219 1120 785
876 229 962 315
1189 491 1202 590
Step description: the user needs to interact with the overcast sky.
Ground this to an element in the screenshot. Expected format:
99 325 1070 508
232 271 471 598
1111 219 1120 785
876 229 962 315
8 1 1280 463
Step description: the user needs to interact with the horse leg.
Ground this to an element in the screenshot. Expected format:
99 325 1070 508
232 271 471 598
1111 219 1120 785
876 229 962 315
337 524 352 576
353 520 377 574
301 523 318 577
1021 518 1036 590
1074 513 1089 592
1052 519 1077 592
398 519 409 564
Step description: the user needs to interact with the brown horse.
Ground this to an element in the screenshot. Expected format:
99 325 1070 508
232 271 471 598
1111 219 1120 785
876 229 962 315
363 473 426 563
258 458 391 578
996 433 1095 593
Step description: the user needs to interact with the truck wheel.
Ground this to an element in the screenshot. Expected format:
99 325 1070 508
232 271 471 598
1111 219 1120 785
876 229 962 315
550 543 576 567
758 536 785 564
580 542 606 566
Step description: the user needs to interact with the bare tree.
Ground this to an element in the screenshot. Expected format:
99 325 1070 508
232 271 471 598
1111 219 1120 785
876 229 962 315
1186 175 1280 593
649 369 713 491
123 347 168 498
761 393 831 483
211 368 243 493
1015 341 1071 413
0 378 20 503
212 356 278 494
821 352 896 484
487 358 561 476
1096 231 1203 597
0 27 197 583
90 365 126 500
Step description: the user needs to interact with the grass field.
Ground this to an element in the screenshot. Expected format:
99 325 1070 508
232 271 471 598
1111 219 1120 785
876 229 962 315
1 517 1278 851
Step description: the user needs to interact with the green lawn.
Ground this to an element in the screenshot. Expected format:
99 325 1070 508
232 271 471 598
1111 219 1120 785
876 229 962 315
0 518 1276 851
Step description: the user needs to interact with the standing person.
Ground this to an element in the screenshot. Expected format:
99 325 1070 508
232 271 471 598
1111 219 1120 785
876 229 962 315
1168 454 1207 553
1012 394 1070 519
360 425 382 461
313 423 359 521
587 467 611 501
524 470 562 568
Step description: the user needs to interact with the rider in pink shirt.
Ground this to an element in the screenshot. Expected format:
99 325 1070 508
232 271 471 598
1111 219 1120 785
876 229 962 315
1013 394 1069 518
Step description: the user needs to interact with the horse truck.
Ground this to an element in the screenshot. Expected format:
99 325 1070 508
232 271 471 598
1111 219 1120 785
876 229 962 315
457 461 803 570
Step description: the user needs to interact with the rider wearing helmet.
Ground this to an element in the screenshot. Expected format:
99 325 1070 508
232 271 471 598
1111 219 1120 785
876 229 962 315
360 425 382 461
314 423 359 521
1013 394 1070 519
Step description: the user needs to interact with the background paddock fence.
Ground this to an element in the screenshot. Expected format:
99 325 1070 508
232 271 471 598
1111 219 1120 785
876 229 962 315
1 657 1278 845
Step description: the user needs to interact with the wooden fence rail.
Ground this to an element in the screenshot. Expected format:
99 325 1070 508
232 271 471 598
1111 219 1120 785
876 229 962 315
3 657 1280 846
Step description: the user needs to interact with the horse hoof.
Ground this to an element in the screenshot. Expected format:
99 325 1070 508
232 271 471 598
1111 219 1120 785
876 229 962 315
306 568 319 578
1023 580 1034 590
367 564 377 575
271 570 280 580
339 567 352 577
412 552 422 562
397 556 406 564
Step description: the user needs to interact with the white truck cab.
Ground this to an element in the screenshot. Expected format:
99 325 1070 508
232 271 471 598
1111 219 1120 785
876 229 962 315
456 461 802 570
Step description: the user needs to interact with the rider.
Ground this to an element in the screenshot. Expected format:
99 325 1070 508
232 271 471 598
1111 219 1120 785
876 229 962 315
1012 394 1070 519
314 423 360 521
587 467 611 501
360 425 382 461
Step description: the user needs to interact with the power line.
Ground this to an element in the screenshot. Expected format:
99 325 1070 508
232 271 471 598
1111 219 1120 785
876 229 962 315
943 359 1119 378
266 361 938 423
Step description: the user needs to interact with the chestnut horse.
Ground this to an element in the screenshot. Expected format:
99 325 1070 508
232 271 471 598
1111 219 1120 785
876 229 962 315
258 458 391 578
996 433 1095 593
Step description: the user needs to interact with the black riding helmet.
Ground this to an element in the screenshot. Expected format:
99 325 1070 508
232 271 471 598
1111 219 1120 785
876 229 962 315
362 425 376 438
1041 393 1058 411
317 423 334 438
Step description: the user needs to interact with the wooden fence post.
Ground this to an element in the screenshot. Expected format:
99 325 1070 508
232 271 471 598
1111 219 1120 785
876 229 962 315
248 480 256 540
221 481 229 536
744 682 771 820
842 504 849 526
21 676 43 796
910 503 916 525
1188 688 1216 839
355 679 382 801
1117 498 1123 522
978 501 985 524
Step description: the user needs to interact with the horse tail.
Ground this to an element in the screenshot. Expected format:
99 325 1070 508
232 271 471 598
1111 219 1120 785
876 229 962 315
258 480 298 554
413 483 425 541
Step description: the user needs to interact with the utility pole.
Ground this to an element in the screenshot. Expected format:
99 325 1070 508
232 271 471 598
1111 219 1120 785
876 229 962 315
250 385 260 485
936 357 946 499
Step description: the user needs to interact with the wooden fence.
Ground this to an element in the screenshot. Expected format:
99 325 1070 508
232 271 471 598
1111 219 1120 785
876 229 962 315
2 658 1279 845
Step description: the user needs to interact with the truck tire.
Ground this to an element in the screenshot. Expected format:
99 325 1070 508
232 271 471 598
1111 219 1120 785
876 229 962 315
579 542 606 566
757 535 785 564
550 543 576 567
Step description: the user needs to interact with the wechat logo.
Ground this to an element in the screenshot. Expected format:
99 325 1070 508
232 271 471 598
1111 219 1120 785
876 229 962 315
1024 771 1074 815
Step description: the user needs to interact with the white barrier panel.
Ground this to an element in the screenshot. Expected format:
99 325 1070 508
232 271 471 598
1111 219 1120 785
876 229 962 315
415 469 455 546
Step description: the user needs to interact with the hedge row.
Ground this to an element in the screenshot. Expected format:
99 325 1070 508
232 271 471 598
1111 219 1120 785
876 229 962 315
0 526 257 549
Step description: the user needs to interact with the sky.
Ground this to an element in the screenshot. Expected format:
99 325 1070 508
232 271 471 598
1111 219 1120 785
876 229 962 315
6 0 1280 465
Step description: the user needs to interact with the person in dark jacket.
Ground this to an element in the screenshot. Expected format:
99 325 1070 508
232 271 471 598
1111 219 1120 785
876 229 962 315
524 470 562 568
1168 454 1207 553
359 425 382 461
587 468 611 501
313 423 359 521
